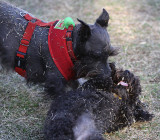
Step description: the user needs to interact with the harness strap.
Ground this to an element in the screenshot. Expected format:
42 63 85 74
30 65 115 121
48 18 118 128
66 25 77 61
15 13 76 80
15 14 57 77
24 14 58 27
15 21 37 77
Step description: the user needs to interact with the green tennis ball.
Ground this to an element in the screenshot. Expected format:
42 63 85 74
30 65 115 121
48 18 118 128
64 17 75 29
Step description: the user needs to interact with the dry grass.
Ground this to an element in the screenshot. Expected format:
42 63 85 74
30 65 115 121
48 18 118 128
0 0 160 139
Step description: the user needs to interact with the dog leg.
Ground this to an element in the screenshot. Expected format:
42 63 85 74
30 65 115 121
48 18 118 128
134 100 154 122
73 113 105 140
44 111 75 140
44 70 66 94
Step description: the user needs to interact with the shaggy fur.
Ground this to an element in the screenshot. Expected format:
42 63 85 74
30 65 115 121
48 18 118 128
0 2 117 94
44 63 154 140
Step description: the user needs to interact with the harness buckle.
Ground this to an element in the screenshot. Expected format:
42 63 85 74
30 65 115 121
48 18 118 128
20 12 26 17
66 37 72 41
15 51 27 70
67 30 73 32
30 18 38 23
66 30 73 41
20 43 29 47
20 38 30 46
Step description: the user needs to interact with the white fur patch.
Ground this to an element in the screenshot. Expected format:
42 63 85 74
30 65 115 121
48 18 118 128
73 113 97 140
78 78 88 86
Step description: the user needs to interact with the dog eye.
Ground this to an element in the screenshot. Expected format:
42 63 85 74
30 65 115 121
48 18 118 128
88 52 109 62
89 52 101 59
103 52 109 58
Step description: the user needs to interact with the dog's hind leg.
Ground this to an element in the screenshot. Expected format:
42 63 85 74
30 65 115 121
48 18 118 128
73 113 105 140
44 111 75 140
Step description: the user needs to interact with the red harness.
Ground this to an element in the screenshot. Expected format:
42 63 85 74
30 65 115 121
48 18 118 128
15 14 76 80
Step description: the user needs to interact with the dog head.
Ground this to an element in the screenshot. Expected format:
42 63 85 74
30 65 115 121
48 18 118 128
109 64 154 124
73 9 118 79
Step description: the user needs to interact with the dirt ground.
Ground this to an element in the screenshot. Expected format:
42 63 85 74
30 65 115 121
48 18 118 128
0 0 160 139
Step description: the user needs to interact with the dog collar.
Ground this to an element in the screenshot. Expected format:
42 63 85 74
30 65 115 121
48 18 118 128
15 14 77 80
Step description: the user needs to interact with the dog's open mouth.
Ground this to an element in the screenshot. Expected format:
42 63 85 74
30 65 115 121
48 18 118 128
113 79 129 100
117 81 128 87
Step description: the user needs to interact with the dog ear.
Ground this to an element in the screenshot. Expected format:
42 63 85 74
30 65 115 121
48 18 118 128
77 18 91 42
95 9 109 27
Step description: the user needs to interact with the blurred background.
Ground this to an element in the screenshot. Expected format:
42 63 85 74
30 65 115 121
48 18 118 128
0 0 160 139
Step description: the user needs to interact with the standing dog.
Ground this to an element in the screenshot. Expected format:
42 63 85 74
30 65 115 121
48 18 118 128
44 63 154 140
0 1 117 93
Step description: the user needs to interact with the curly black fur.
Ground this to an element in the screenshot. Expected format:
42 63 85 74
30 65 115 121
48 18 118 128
0 2 117 94
44 63 154 140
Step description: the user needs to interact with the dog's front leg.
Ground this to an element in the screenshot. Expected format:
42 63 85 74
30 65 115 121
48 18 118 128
134 100 154 122
44 70 66 94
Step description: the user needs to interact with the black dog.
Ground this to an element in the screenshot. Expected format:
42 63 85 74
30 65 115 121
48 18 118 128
44 63 154 140
0 1 117 94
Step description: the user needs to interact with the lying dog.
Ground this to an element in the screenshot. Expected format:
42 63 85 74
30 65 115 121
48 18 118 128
44 63 154 140
0 1 117 93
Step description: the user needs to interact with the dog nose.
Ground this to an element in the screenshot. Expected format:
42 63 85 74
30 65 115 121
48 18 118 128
124 70 130 75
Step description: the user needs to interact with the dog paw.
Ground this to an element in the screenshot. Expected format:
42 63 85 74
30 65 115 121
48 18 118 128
134 101 154 122
135 111 154 122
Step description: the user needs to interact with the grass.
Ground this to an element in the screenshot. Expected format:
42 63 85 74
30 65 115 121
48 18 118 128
0 0 160 139
0 73 47 139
